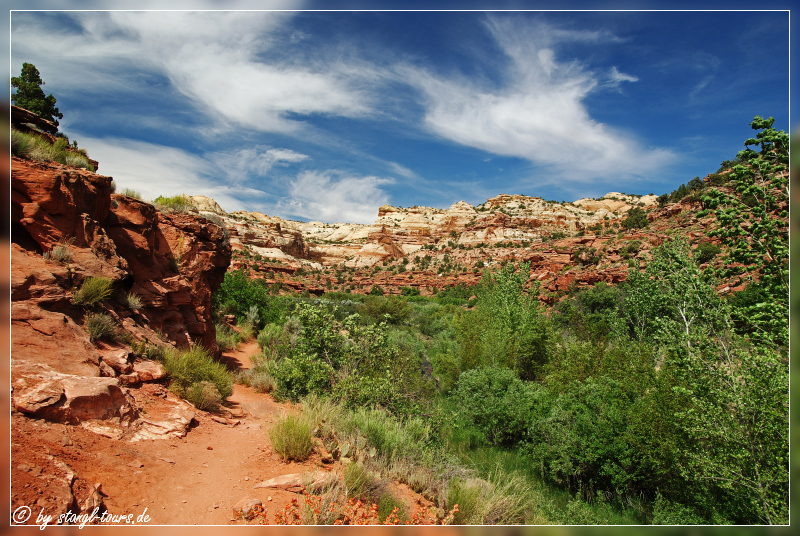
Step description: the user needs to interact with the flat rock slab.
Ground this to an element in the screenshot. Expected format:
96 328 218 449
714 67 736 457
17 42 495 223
240 400 280 419
253 471 326 492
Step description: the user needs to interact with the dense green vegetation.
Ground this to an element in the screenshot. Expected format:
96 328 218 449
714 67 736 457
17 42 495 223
11 128 95 171
208 117 787 525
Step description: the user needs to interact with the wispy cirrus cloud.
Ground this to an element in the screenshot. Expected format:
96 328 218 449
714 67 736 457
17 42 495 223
608 66 639 85
207 147 309 185
12 10 375 136
403 15 673 181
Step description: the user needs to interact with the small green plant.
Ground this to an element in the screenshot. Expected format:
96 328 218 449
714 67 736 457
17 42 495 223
72 276 113 307
162 346 233 401
64 152 94 170
27 135 57 162
344 461 377 499
619 240 642 260
10 129 32 157
121 187 142 199
85 312 118 343
245 304 261 327
621 207 649 230
154 194 194 213
186 381 223 411
122 291 142 311
694 241 721 265
269 411 314 462
43 237 75 264
216 323 241 352
237 368 278 393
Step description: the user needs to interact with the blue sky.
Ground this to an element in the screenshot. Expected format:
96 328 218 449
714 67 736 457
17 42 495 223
9 3 791 223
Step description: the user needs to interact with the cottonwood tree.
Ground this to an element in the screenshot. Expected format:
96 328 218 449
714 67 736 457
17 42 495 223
626 238 788 524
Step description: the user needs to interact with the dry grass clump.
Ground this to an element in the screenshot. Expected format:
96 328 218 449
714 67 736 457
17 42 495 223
270 411 314 462
187 381 223 411
43 237 74 264
85 312 118 343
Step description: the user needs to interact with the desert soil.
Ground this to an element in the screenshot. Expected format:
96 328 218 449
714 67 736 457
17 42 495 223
11 340 432 526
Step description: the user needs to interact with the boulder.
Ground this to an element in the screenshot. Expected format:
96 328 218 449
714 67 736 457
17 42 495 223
233 498 262 521
13 370 134 425
133 360 166 382
102 350 133 375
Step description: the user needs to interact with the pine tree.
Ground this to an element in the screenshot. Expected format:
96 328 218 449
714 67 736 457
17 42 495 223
11 63 63 134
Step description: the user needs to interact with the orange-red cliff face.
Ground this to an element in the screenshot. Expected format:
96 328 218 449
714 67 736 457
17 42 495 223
11 156 231 355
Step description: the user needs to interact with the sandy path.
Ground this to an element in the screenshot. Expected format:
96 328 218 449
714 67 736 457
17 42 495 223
12 338 331 526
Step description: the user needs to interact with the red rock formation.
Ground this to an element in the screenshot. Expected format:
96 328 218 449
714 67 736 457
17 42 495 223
11 156 231 354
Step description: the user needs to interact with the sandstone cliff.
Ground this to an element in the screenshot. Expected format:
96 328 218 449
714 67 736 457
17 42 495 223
11 156 231 449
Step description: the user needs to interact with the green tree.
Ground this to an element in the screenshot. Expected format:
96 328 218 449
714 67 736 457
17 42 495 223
620 207 649 230
456 263 550 380
701 116 788 347
11 63 63 133
626 237 788 523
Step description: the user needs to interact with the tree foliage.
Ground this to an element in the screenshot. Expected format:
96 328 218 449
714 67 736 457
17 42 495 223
11 63 63 133
701 116 789 347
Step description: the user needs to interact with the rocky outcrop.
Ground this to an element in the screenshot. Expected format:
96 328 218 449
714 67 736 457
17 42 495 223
11 155 230 441
11 156 231 353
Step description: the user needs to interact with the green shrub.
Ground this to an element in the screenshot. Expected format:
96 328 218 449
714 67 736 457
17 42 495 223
620 207 649 230
618 240 641 259
72 276 113 307
369 285 384 296
238 321 256 342
257 323 284 349
274 351 334 401
216 323 240 352
163 346 233 400
237 368 277 393
27 135 57 162
693 241 721 264
85 312 118 343
361 296 411 324
64 152 94 170
43 237 74 264
245 304 261 327
154 194 194 213
214 269 288 326
455 366 548 446
344 461 377 499
121 187 142 199
10 129 32 157
186 381 223 411
269 412 314 462
377 491 406 522
123 291 142 311
651 493 708 525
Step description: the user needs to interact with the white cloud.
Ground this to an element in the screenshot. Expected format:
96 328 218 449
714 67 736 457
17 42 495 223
77 135 269 213
11 11 374 135
404 16 673 181
109 11 373 133
284 171 394 224
609 66 639 84
387 161 417 179
208 147 309 185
